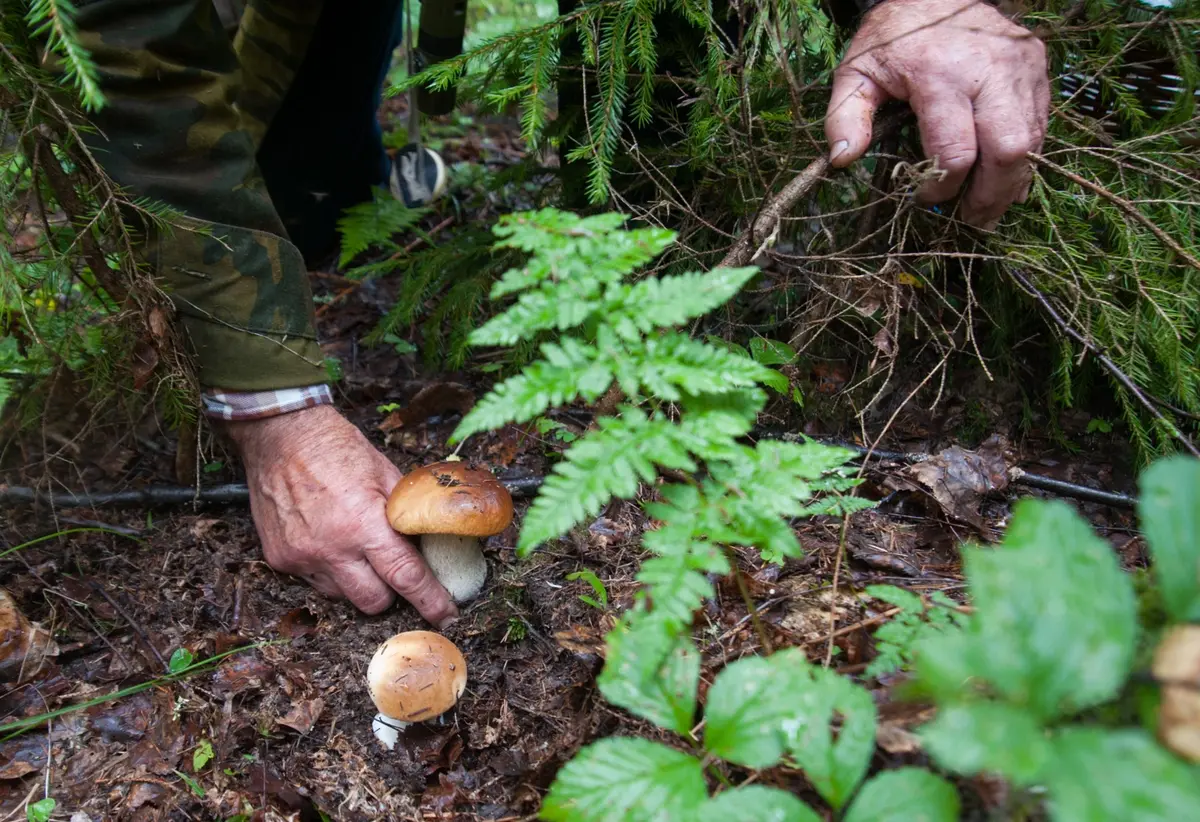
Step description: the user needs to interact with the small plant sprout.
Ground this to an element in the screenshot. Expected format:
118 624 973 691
367 630 468 750
386 460 514 602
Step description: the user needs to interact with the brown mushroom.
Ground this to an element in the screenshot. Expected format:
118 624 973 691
1153 624 1200 762
385 460 513 602
367 630 468 749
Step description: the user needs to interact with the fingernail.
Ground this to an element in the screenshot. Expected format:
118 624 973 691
830 140 850 162
438 615 460 631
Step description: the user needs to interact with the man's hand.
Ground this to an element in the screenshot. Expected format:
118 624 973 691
825 0 1050 230
224 404 458 627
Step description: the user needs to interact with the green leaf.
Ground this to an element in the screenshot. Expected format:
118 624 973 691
453 338 611 441
842 768 961 822
1138 456 1200 622
193 738 214 772
168 648 194 674
539 737 706 822
703 786 822 822
1042 728 1200 822
516 411 698 554
26 798 55 822
703 648 875 810
613 266 760 332
951 499 1137 721
918 702 1050 786
749 337 797 366
174 769 206 798
566 570 609 609
597 615 699 735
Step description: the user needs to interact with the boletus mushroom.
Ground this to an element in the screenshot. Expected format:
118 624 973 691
385 460 513 602
367 630 467 750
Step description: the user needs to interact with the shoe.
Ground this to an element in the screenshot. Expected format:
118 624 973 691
390 143 448 207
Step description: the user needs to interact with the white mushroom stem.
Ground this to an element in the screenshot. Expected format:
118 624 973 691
372 713 411 750
420 533 488 602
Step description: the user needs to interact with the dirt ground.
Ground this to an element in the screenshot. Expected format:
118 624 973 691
0 110 1150 821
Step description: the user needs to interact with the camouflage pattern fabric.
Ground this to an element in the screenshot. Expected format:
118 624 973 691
70 0 329 391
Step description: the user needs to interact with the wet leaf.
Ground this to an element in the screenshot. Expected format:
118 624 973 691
842 769 960 822
1138 456 1200 622
0 589 59 683
703 786 821 821
919 702 1050 786
703 647 875 810
1042 728 1200 821
540 737 705 822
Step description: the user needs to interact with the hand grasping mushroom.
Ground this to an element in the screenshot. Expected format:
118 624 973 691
385 460 514 602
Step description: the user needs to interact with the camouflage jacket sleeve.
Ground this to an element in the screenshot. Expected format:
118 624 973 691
70 0 328 392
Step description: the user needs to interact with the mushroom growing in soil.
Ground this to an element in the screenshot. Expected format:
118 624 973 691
367 630 468 750
385 460 513 602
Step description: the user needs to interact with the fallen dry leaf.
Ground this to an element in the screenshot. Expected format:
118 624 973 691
378 382 476 432
0 588 59 684
277 697 324 734
900 434 1011 527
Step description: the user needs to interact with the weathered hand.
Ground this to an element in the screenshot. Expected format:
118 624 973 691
224 404 458 627
825 0 1050 229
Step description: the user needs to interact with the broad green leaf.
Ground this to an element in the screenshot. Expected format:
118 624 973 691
703 648 875 810
703 786 822 822
749 337 797 366
193 738 214 772
842 768 960 822
168 648 194 674
1042 728 1200 822
597 615 699 735
1138 456 1200 622
960 499 1137 721
26 798 55 822
539 737 705 822
918 702 1050 786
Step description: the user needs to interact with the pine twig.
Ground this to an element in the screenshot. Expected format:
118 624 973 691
1029 151 1200 275
1006 266 1200 459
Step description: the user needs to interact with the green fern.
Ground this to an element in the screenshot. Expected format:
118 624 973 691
452 207 869 745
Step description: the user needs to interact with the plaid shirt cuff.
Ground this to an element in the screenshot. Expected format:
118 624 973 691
201 384 335 421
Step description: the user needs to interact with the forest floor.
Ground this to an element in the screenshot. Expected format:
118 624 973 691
0 103 1149 821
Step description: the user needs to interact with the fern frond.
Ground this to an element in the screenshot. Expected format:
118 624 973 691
452 338 612 440
516 409 701 554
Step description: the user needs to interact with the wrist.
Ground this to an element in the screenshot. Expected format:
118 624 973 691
223 403 343 457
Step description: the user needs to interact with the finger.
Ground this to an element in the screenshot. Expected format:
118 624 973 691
908 86 978 205
329 558 397 615
364 533 459 628
960 85 1042 229
825 65 890 168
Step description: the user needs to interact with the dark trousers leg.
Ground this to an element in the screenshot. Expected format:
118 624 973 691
256 0 405 264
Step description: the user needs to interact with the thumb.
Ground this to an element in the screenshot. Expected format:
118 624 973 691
825 66 890 168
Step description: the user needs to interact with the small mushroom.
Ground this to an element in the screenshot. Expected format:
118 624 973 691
367 630 467 750
385 460 513 602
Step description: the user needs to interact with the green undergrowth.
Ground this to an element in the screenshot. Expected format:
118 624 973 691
361 0 1200 461
1 0 197 437
456 207 1200 821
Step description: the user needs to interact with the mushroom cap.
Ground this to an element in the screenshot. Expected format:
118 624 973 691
386 461 514 537
367 630 468 722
